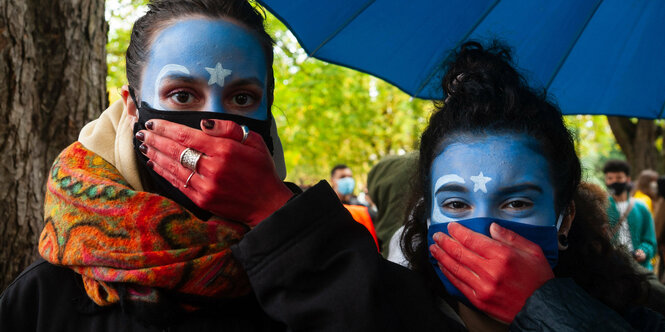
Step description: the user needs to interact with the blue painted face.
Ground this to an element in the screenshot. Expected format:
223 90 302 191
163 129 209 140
140 19 268 120
429 134 557 227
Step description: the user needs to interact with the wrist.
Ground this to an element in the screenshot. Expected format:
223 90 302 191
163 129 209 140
247 182 294 227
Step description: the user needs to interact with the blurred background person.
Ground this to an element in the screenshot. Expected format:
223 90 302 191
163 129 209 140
330 164 360 205
604 160 657 270
367 153 417 259
633 169 659 215
330 164 379 250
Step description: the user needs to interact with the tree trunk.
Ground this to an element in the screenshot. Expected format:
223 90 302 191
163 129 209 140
607 116 663 176
0 0 107 290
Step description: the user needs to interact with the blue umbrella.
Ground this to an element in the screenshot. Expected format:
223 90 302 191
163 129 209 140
258 0 665 119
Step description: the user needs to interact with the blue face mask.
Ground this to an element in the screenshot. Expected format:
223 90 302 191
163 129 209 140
427 217 559 306
336 177 355 196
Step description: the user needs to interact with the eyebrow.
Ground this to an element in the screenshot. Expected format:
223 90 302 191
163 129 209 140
160 74 203 84
226 77 263 87
435 183 469 194
496 183 543 195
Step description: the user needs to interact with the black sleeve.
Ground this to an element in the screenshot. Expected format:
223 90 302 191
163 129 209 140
0 261 43 331
232 180 464 332
0 259 149 332
511 278 638 332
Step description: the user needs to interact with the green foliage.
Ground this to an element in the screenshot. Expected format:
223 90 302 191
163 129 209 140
564 115 622 186
106 0 148 103
266 15 431 187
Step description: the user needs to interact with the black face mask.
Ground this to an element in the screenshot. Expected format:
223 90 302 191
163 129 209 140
129 88 273 220
607 182 628 196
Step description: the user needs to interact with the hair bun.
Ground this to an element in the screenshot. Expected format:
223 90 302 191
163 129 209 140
442 41 522 109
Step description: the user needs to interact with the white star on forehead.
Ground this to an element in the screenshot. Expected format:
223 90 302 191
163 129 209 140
205 62 232 87
470 172 492 193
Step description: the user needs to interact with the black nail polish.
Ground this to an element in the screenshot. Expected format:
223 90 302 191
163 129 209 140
146 160 154 169
202 119 215 129
139 143 147 154
146 121 154 130
135 131 145 142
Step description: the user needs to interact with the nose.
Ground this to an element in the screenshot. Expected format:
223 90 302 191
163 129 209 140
471 202 495 219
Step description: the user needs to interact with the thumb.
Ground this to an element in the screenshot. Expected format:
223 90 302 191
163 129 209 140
201 119 268 153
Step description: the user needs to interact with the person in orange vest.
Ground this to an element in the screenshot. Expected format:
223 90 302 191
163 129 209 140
330 164 379 250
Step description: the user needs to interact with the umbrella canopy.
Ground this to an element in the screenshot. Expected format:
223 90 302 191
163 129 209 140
258 0 665 119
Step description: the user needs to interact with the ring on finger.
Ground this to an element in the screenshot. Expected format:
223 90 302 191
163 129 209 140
180 147 202 171
184 171 195 188
240 125 249 144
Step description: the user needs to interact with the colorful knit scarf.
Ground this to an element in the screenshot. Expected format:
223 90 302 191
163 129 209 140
39 142 250 306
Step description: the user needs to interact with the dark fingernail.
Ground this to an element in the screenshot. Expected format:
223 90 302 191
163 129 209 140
146 160 154 169
135 131 145 142
139 143 147 154
146 121 154 130
202 119 215 129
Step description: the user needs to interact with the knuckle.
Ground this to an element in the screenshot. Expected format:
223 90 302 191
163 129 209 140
453 245 463 262
476 285 491 301
462 235 475 249
218 146 234 162
169 144 182 160
167 171 180 186
199 182 214 198
143 132 155 147
504 229 517 242
167 161 180 177
176 129 192 146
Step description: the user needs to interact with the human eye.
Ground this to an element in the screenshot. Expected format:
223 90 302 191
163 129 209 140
169 90 196 105
501 199 534 211
161 85 204 110
441 199 471 212
230 92 256 107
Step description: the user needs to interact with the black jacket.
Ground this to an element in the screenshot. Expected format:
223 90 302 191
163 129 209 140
1 181 660 331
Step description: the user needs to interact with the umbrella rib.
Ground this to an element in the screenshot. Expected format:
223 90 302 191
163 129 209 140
412 0 501 99
309 0 376 57
545 0 605 90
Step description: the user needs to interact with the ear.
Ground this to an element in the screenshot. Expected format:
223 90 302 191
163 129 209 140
121 85 138 126
558 201 575 250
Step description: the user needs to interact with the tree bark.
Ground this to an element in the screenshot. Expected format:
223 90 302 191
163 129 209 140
607 116 663 176
0 0 107 290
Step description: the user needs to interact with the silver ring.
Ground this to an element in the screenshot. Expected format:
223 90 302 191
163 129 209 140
240 125 249 144
184 171 195 188
179 147 202 171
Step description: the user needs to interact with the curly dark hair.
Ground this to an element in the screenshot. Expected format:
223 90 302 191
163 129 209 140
401 41 648 313
125 0 275 106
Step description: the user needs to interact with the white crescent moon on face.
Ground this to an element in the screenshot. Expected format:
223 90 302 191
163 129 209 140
431 174 465 224
153 64 190 108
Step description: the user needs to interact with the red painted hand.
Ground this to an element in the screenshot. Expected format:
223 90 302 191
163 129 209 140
137 119 293 226
429 222 554 323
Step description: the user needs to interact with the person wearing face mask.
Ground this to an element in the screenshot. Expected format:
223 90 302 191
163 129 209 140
401 41 664 330
330 164 379 249
604 160 657 270
331 164 359 204
0 1 464 331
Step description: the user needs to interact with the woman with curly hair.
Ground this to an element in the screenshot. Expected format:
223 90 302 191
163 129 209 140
402 41 664 331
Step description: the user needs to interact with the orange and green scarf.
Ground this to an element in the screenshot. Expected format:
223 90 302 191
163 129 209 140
39 142 250 306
